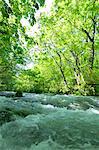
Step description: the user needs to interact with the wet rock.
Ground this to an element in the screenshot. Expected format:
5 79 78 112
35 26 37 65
0 109 15 126
0 91 15 97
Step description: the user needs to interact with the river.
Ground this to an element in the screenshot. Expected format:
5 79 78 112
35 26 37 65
0 93 99 150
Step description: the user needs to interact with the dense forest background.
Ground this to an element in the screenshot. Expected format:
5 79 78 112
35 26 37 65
0 0 99 95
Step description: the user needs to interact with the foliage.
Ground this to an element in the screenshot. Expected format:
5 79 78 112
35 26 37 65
31 0 99 95
0 0 45 91
0 0 99 95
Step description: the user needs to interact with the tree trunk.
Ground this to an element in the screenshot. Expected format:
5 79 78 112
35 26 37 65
82 16 96 70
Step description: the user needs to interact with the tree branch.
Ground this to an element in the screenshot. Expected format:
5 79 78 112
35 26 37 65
82 28 93 42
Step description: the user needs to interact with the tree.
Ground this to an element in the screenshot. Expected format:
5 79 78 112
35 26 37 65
0 0 45 90
33 0 98 95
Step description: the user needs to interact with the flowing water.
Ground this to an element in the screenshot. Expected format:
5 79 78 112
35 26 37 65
0 93 99 150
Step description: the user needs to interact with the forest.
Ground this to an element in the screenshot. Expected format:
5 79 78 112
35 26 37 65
0 1 99 150
0 0 99 96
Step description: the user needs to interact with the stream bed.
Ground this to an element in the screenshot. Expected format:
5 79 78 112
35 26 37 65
0 93 99 150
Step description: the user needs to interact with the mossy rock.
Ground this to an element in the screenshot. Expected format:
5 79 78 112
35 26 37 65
15 91 23 97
